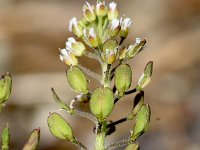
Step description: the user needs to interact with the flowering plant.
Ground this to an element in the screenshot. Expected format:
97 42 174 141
48 1 153 150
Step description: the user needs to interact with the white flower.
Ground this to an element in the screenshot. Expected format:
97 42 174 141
60 49 70 62
108 2 118 20
109 2 117 12
83 2 96 22
135 38 141 44
120 17 132 30
96 1 105 9
111 18 120 29
89 28 96 38
69 17 77 32
96 1 107 17
66 37 76 49
85 2 94 13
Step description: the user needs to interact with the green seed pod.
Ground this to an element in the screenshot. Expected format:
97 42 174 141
22 128 40 150
0 73 12 105
125 143 139 150
103 39 118 53
67 66 89 94
1 124 10 150
90 88 114 121
131 104 151 141
132 91 144 116
47 113 74 141
137 61 153 91
114 64 132 96
127 38 146 59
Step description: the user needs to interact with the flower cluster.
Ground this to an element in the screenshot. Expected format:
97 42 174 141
59 1 146 66
49 1 153 150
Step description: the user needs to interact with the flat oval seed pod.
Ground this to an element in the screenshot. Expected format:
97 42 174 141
47 113 74 141
90 87 114 121
114 64 132 96
131 104 151 141
67 66 89 94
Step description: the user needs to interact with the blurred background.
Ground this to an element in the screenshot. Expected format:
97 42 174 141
0 0 200 149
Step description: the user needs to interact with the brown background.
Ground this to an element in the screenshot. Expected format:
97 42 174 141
0 0 200 149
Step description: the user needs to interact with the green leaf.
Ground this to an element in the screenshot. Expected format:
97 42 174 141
114 64 132 96
90 87 114 121
47 113 74 141
67 66 89 94
0 73 12 105
51 88 72 114
131 104 151 141
1 124 10 150
22 128 40 150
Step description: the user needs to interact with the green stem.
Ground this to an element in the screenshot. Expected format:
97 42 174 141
95 132 106 150
73 139 87 150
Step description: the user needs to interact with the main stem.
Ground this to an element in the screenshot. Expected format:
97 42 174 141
95 62 111 150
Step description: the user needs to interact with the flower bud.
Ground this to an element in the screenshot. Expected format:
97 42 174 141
132 91 144 116
96 1 107 17
69 17 83 37
127 38 146 59
102 39 118 64
67 66 89 94
1 124 10 150
114 64 132 96
0 73 12 107
137 61 153 91
131 104 151 141
108 2 118 20
90 87 114 121
66 37 86 56
59 49 78 66
120 17 132 38
47 113 74 141
125 143 139 150
22 128 40 150
83 28 99 48
83 2 96 22
108 18 120 38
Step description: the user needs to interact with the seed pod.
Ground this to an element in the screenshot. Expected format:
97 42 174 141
90 88 114 121
102 40 118 64
114 64 132 96
127 38 146 59
125 143 139 150
137 61 153 91
0 73 12 105
1 124 10 150
22 128 40 150
67 66 89 94
131 104 151 141
131 91 144 116
47 113 74 141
